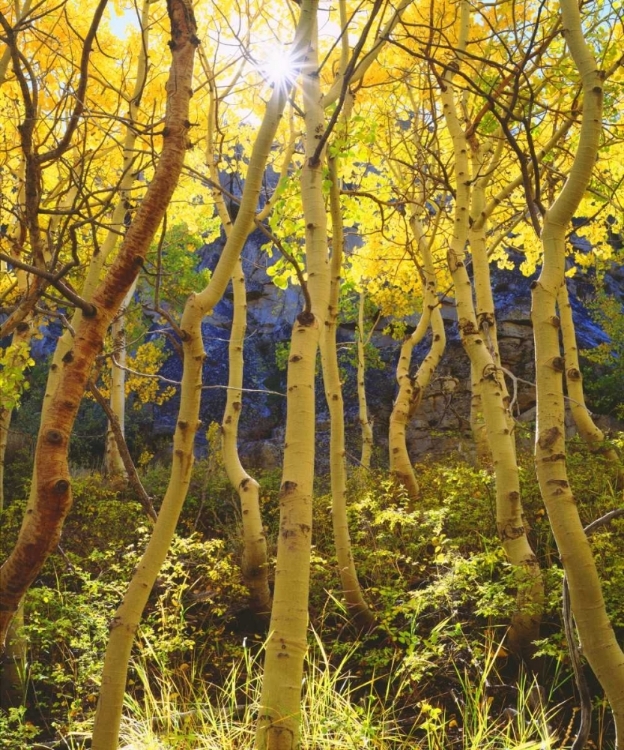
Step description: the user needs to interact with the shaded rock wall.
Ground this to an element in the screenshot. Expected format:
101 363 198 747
150 233 619 471
10 229 621 474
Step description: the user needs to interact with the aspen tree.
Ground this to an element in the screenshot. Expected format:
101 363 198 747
220 253 272 616
323 149 375 631
91 9 317 749
314 0 374 631
531 0 624 739
0 162 79 692
468 138 508 465
0 0 197 650
440 0 542 658
203 50 273 616
256 0 411 738
388 200 445 503
462 118 576 466
0 166 82 507
104 282 136 476
256 2 331 745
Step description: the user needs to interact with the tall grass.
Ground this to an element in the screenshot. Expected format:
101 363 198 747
117 630 573 750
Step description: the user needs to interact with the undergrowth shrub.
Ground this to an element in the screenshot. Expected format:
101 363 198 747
0 471 250 743
0 444 621 748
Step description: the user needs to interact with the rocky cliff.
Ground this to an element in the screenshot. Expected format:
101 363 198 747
149 229 621 471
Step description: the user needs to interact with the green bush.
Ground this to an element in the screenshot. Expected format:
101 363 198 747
1 446 621 748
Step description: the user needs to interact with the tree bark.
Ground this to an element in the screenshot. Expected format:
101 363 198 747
321 153 374 631
91 9 315 749
389 208 445 504
0 0 198 651
204 65 272 617
222 257 272 616
104 282 136 477
441 0 543 659
256 3 331 746
532 0 624 740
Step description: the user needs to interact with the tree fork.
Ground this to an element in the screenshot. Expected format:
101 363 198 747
441 0 543 661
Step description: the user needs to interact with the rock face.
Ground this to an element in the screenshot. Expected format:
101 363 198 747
148 232 619 471
11 228 620 473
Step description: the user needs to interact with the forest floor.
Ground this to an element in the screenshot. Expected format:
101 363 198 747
0 440 623 749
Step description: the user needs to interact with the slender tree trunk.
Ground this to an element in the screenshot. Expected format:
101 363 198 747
256 3 331 746
557 282 624 487
356 292 374 470
469 141 514 466
322 153 374 631
389 312 430 502
104 281 137 477
222 257 272 615
389 211 445 503
0 0 197 651
88 381 157 521
441 0 543 659
204 64 272 616
532 0 624 740
91 11 315 748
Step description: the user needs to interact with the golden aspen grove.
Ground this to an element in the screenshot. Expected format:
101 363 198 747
0 0 623 748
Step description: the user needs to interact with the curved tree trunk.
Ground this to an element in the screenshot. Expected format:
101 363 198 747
557 282 624 487
532 0 624 740
389 210 445 504
441 0 543 660
0 0 197 651
91 11 315 749
204 62 273 617
389 311 431 502
321 152 374 631
222 257 272 616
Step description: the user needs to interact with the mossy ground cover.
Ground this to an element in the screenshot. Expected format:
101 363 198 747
0 442 622 749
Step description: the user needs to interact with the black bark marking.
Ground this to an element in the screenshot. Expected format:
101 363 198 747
297 311 315 326
538 426 561 450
